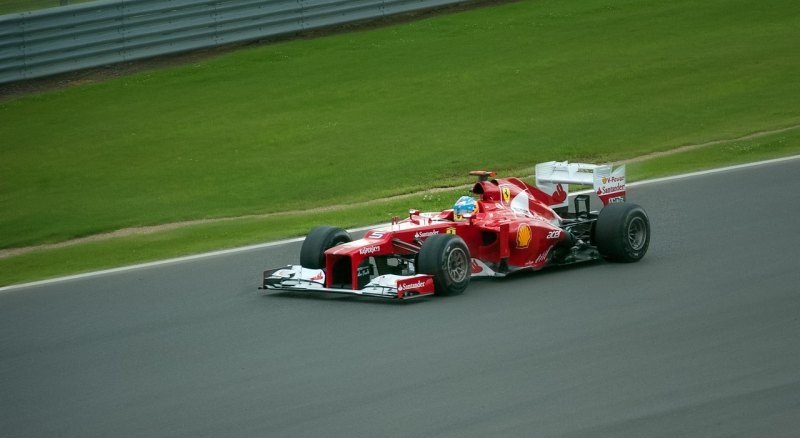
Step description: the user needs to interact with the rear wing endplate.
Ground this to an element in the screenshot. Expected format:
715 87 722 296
534 161 626 207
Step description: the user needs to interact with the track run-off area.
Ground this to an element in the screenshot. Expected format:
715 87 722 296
2 157 800 437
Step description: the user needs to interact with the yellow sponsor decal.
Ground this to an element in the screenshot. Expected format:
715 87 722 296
516 224 532 249
446 227 457 235
501 186 511 204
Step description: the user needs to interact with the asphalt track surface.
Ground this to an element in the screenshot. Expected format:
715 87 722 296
2 159 800 437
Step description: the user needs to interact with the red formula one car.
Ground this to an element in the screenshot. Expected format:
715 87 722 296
261 161 649 299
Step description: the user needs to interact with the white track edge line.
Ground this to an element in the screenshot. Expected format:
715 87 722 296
2 154 799 293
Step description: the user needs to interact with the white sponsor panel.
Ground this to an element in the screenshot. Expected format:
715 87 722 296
594 164 626 205
363 275 429 291
397 279 427 292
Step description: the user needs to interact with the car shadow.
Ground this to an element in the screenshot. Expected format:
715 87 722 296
260 290 430 306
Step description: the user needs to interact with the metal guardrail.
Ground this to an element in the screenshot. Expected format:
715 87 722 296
0 0 465 84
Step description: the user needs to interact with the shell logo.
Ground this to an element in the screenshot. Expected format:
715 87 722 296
501 186 511 204
602 176 608 184
516 224 532 249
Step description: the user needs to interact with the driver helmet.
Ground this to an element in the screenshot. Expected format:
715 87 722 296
454 196 477 220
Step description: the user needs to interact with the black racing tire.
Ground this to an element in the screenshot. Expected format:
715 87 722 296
418 234 471 296
299 226 351 269
594 203 650 262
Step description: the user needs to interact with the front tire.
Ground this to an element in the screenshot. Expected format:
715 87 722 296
594 203 650 262
418 234 471 296
299 226 351 269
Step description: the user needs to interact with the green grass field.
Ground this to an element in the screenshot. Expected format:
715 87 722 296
2 0 800 285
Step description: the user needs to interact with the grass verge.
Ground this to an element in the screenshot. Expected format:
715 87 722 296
2 129 799 287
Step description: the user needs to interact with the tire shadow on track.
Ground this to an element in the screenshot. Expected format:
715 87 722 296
260 290 431 306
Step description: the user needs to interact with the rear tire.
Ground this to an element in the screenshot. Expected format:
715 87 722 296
595 203 650 262
299 226 351 269
418 234 471 296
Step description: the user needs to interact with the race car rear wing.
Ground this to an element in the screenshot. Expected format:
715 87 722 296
534 161 626 207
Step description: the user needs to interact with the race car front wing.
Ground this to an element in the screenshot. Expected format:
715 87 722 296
259 265 435 300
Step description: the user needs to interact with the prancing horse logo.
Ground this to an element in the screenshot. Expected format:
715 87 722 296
501 186 511 204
